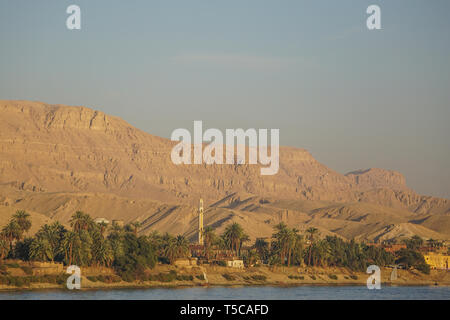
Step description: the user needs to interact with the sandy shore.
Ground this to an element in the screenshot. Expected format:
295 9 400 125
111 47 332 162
1 265 449 292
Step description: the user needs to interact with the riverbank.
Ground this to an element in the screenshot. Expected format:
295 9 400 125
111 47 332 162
0 264 449 291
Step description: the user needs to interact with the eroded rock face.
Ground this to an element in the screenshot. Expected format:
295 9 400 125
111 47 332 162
346 168 410 192
0 100 448 216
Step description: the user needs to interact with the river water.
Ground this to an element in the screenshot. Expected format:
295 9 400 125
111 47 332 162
0 285 449 300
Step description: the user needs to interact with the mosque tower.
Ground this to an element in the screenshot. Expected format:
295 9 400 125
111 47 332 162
198 198 204 245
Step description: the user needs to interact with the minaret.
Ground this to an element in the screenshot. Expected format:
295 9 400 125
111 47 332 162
198 198 204 245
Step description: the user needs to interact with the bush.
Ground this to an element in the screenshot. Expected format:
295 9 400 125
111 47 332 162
222 273 235 281
176 274 194 281
216 261 227 267
89 275 121 283
147 271 178 283
195 274 205 280
21 266 33 275
251 275 267 281
0 275 30 287
120 272 135 283
6 263 20 268
328 274 338 280
98 275 107 282
56 274 68 285
288 275 304 280
416 263 431 275
0 264 8 276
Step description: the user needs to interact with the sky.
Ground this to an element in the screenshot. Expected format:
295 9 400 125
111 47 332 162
0 0 449 198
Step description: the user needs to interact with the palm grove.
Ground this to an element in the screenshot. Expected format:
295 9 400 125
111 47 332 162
0 210 430 281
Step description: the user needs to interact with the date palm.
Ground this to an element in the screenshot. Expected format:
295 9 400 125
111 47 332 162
223 223 248 256
98 222 108 237
62 231 80 266
163 235 178 264
130 221 141 236
202 226 217 260
272 223 290 264
254 238 269 262
1 221 22 252
175 235 190 258
92 237 114 267
164 235 190 264
35 222 66 262
306 227 319 266
246 250 260 267
292 234 305 266
70 211 94 233
12 210 32 236
30 237 53 261
286 228 300 266
0 237 9 260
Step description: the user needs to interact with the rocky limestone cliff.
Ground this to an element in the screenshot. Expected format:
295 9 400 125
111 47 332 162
346 168 410 192
0 100 448 216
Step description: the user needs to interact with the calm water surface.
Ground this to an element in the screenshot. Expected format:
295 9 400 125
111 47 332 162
0 286 449 300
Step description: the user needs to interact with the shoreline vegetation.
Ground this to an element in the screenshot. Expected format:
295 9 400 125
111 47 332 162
0 210 448 291
0 265 449 292
1 264 449 292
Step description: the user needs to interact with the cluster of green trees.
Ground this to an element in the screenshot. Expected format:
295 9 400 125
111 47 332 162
0 211 435 278
402 235 444 251
0 211 32 260
247 223 396 271
196 222 399 271
1 211 160 279
0 211 252 280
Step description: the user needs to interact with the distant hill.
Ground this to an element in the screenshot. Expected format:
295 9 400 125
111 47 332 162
0 100 449 242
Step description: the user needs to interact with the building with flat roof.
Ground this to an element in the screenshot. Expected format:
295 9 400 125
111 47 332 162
423 253 449 270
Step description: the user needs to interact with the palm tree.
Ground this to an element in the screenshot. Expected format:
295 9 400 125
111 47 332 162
292 234 305 266
315 240 331 267
163 235 178 264
147 231 163 254
426 238 442 249
0 236 9 260
29 237 52 261
2 221 22 252
286 228 300 266
13 210 32 237
70 211 93 233
130 221 141 236
272 223 290 265
107 227 125 261
35 222 66 262
62 231 79 265
306 227 319 266
222 223 248 256
163 235 190 264
175 235 190 259
246 250 260 267
98 222 108 237
92 238 114 267
203 226 217 260
254 238 269 262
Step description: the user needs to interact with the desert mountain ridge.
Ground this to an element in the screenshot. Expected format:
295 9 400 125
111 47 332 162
0 100 449 242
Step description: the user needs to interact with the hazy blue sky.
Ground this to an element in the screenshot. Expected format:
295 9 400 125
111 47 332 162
1 1 449 198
